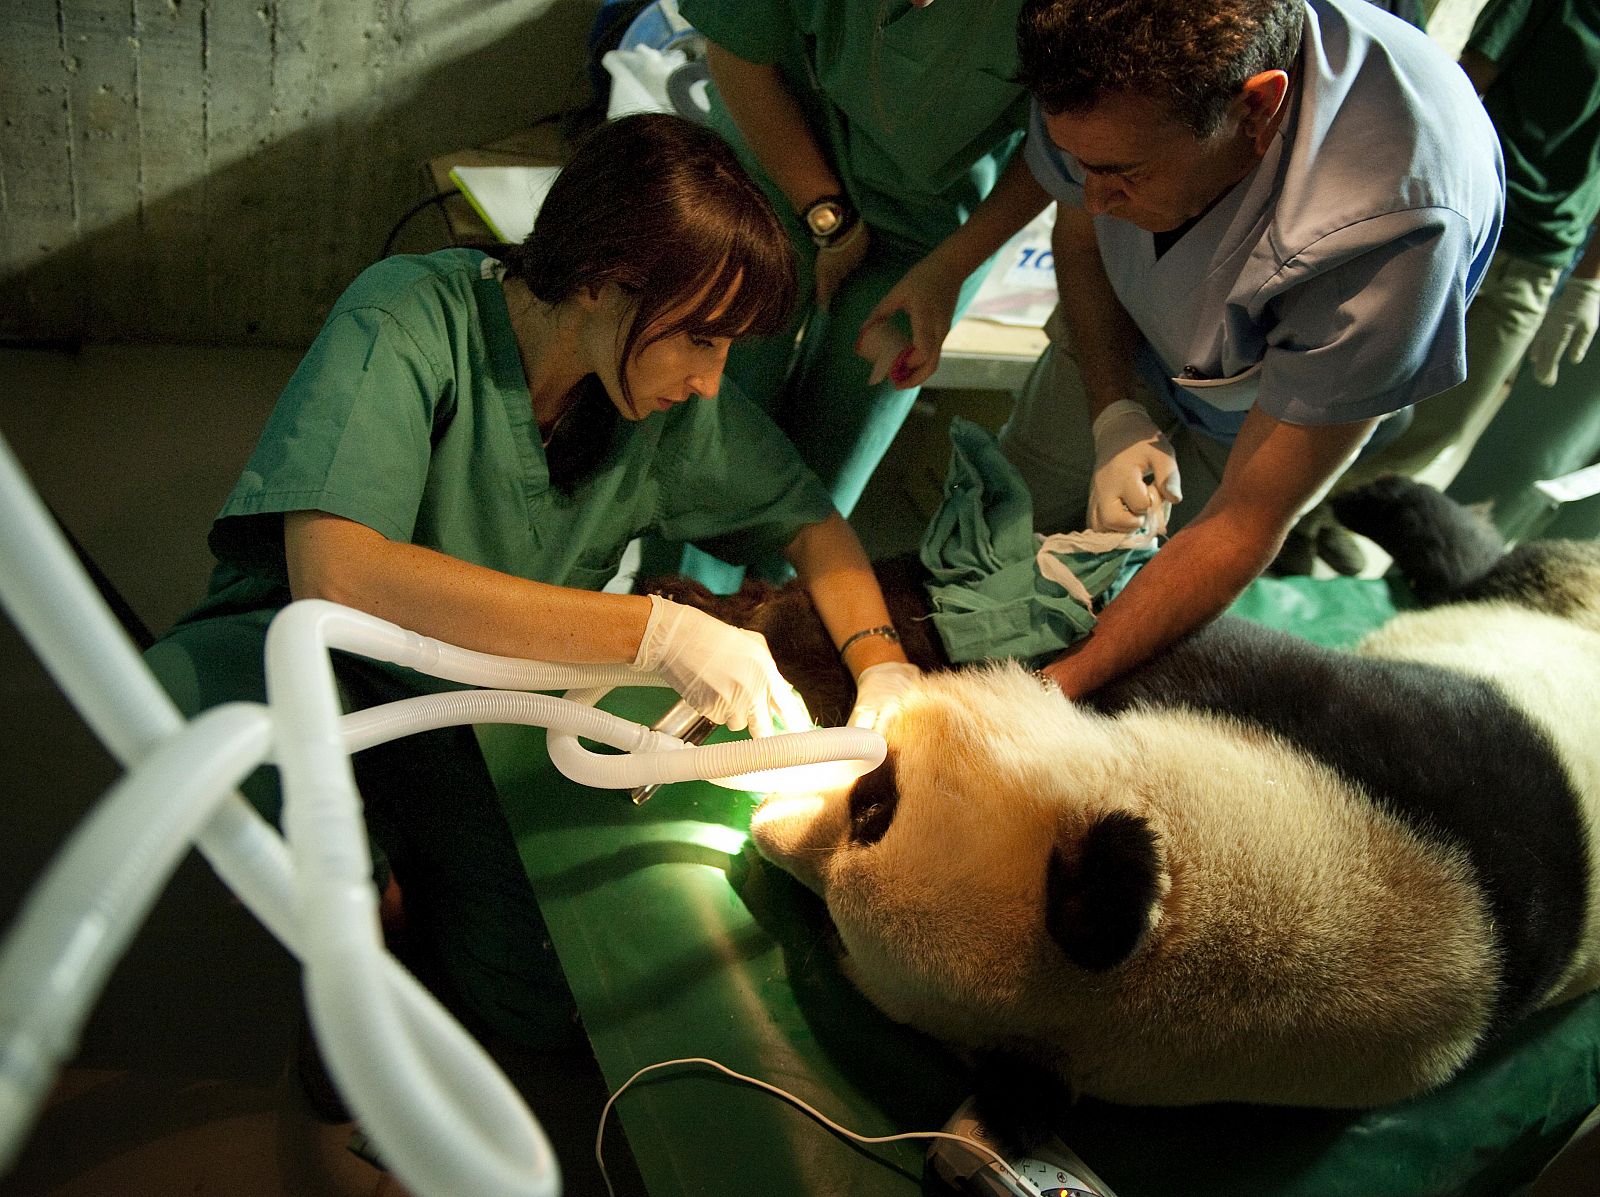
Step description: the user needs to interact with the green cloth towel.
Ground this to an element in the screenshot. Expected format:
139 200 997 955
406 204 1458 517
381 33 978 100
918 419 1155 664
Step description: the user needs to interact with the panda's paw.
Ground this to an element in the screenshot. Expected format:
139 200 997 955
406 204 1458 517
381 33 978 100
970 1048 1075 1156
1331 476 1506 602
1328 475 1436 542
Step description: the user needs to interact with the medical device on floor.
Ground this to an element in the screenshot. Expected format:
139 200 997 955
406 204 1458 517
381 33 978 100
0 429 884 1197
924 1097 1120 1197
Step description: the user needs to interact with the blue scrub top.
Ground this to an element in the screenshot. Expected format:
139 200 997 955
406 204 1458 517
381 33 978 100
1025 0 1504 441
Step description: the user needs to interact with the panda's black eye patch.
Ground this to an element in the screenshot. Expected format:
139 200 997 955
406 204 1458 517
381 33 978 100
848 752 899 846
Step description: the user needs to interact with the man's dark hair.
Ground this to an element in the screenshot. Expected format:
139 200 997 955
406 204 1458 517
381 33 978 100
1017 0 1305 136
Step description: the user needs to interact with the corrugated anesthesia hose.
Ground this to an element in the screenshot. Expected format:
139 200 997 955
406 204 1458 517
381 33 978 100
0 428 889 1196
341 687 886 791
550 686 883 792
264 601 561 1195
0 436 558 1197
0 703 271 1172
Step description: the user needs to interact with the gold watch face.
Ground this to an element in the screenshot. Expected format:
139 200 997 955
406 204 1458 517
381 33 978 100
808 203 842 236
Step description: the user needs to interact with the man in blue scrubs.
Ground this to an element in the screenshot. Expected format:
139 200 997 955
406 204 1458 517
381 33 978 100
998 0 1503 699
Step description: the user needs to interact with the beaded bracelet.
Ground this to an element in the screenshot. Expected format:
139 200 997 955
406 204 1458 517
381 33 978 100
838 624 901 657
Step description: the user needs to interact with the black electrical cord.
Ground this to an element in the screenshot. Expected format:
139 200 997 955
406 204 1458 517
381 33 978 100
46 500 156 650
380 188 461 260
379 106 597 261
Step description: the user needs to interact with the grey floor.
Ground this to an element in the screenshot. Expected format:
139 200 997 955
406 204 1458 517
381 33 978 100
0 343 1001 1197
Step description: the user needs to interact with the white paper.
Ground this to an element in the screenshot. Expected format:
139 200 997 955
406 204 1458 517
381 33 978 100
1534 462 1600 505
963 203 1058 328
448 165 563 245
602 44 689 120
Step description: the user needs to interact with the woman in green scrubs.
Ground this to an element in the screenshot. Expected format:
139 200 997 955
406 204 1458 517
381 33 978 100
144 113 917 1058
650 0 1049 589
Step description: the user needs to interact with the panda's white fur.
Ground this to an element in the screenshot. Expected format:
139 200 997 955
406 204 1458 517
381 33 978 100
748 482 1600 1109
754 667 1504 1106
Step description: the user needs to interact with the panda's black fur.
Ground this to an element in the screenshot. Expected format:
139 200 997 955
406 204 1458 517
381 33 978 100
1078 482 1596 1037
652 477 1600 1119
1087 601 1589 1036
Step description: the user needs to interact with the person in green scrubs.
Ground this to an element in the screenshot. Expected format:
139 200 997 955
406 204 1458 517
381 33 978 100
144 114 919 1065
1344 0 1600 487
649 0 1051 590
1450 232 1600 542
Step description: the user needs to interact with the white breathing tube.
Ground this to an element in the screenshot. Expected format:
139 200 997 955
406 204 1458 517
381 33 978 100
0 429 885 1196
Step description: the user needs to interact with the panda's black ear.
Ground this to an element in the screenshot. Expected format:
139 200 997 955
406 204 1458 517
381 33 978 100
1045 810 1163 971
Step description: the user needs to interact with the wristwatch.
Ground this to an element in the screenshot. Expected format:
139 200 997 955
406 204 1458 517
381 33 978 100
802 194 857 247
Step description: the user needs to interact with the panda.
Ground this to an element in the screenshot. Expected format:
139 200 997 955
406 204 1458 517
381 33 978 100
658 477 1600 1113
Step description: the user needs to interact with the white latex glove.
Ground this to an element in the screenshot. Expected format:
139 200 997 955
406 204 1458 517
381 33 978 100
847 661 923 733
633 595 810 736
1086 399 1182 536
1528 276 1600 386
814 220 870 311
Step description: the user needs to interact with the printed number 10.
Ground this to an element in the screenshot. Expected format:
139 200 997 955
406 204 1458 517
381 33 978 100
1015 247 1055 272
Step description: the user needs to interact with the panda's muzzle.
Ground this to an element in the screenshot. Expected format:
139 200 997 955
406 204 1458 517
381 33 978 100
847 752 899 845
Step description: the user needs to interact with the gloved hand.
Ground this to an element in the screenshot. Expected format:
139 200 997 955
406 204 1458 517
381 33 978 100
1087 399 1182 535
633 595 810 736
1528 276 1600 386
847 661 923 733
814 220 870 311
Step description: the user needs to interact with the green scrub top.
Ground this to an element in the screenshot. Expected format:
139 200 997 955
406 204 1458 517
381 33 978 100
1470 0 1600 265
183 249 836 625
679 0 1029 245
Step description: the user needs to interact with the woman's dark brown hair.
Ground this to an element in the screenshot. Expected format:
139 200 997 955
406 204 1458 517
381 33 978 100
502 112 797 404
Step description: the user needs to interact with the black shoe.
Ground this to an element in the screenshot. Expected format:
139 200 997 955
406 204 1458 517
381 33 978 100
1272 502 1367 577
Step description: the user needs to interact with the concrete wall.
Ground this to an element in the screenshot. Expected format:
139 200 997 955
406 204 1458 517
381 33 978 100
1 0 599 347
0 0 1494 350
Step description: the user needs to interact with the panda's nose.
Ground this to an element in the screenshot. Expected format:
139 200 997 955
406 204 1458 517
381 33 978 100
848 751 899 846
